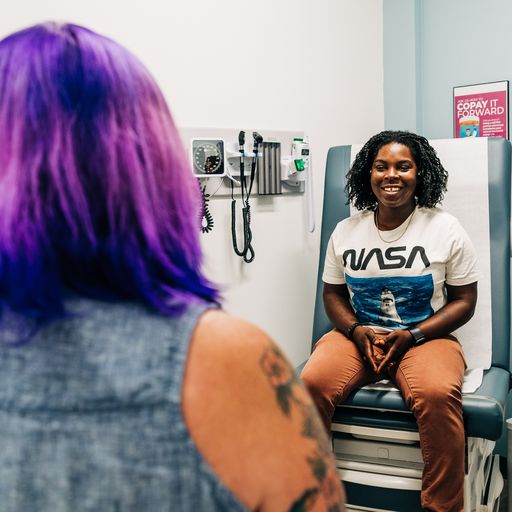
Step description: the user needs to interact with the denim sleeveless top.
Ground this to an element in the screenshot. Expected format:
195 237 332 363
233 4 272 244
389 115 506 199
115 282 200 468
0 297 247 512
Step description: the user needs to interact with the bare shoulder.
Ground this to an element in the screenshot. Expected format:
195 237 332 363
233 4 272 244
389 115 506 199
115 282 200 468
193 308 269 352
182 309 345 511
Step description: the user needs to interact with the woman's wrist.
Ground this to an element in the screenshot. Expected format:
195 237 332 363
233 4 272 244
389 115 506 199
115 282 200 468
346 321 362 340
407 326 426 345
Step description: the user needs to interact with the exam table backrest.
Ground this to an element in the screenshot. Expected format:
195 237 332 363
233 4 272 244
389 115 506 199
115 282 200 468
311 137 511 372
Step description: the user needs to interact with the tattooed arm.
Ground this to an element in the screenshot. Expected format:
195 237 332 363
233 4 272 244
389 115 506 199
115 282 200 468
183 309 346 512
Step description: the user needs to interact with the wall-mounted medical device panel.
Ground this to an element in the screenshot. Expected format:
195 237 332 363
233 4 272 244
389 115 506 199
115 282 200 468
180 127 307 196
180 126 315 237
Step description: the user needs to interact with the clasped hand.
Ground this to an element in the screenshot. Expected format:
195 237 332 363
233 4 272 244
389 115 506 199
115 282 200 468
351 326 414 374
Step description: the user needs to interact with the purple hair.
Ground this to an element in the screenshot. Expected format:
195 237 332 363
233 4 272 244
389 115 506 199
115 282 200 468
0 22 219 320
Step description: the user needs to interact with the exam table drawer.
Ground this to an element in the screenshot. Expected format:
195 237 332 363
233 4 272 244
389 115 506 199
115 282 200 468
337 465 422 512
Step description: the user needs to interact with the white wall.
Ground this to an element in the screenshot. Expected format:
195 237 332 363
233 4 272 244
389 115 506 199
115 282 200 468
0 0 384 366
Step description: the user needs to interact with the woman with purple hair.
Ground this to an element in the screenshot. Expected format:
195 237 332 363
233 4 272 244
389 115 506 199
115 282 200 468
0 22 344 511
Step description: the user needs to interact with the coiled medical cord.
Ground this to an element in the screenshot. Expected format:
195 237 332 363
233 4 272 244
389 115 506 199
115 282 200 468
200 182 214 234
231 131 261 263
231 174 255 262
231 195 254 261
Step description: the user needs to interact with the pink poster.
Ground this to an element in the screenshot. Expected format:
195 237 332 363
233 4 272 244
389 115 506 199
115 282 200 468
453 81 509 139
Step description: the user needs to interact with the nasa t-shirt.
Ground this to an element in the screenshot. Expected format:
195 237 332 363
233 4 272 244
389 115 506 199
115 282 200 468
322 207 479 331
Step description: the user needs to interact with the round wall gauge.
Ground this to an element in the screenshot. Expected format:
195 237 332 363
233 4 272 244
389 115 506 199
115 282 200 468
191 139 225 177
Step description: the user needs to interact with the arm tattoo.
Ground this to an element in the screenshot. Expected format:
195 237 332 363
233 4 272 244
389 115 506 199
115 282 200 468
289 488 319 512
260 345 344 511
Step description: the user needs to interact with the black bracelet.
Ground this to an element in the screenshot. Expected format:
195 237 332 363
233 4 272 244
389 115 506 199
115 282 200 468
346 322 362 340
408 327 426 345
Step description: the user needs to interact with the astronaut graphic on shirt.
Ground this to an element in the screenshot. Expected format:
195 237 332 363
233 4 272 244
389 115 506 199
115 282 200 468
379 287 401 325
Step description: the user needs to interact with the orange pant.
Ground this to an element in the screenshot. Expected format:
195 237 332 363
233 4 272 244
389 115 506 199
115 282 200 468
301 329 466 512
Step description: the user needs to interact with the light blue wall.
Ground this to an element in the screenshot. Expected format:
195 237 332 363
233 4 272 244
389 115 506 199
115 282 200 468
383 0 422 131
383 0 420 132
384 0 512 139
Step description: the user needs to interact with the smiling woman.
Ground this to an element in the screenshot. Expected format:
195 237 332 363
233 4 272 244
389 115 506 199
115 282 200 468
347 131 448 211
370 143 418 226
302 130 479 512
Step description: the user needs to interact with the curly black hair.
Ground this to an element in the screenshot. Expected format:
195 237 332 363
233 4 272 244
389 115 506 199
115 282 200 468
346 130 448 211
